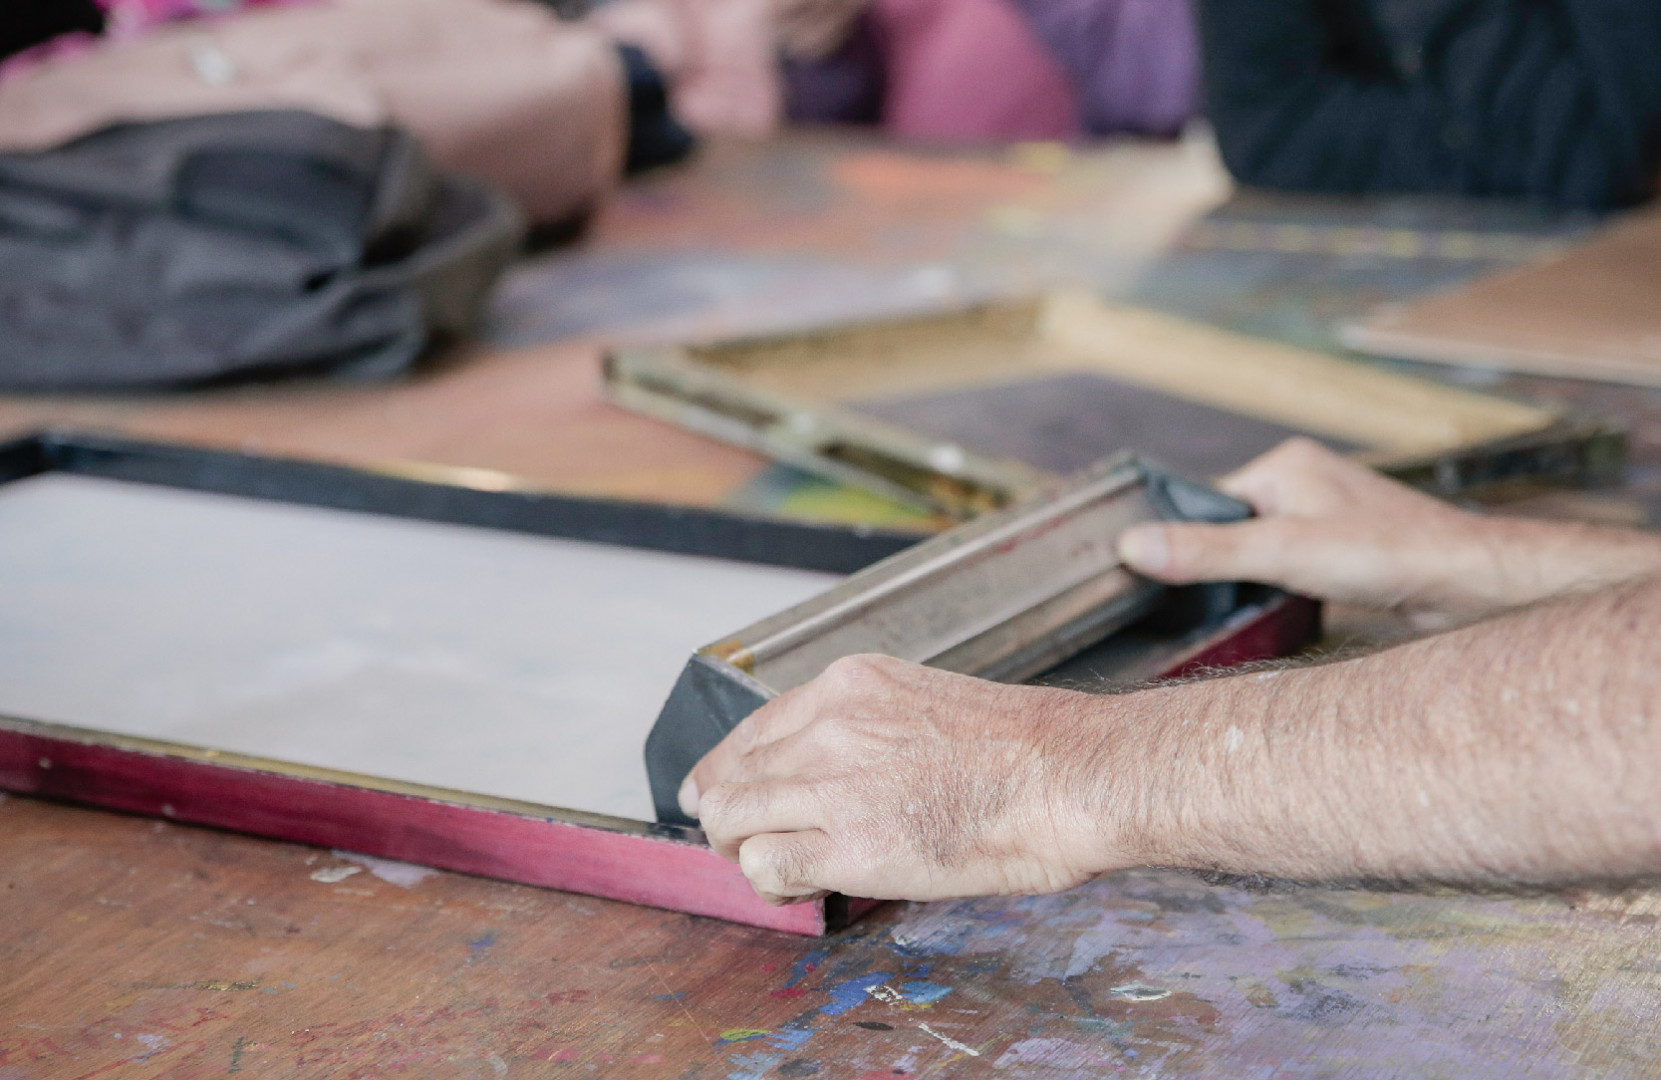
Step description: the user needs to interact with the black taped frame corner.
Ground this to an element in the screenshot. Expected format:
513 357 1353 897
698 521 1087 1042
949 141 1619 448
1133 459 1250 633
1136 460 1252 525
645 654 775 826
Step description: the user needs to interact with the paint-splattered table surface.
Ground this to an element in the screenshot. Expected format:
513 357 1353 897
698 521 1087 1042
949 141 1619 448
6 132 1661 1078
8 795 1661 1078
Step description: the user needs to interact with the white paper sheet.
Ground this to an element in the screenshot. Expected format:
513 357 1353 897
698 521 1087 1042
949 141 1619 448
0 474 840 821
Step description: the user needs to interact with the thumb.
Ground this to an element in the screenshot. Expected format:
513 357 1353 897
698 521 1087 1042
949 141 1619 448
1119 519 1293 588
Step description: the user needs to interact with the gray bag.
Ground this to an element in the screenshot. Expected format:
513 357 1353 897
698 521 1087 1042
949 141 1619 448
0 110 524 389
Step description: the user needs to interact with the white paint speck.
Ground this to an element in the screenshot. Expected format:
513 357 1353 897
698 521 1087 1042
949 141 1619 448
906 264 958 300
136 1034 168 1051
915 1022 979 1056
1223 726 1244 753
332 851 437 888
1109 982 1171 1002
869 984 905 1006
310 865 362 884
187 38 238 86
927 444 967 475
488 1053 508 1077
37 758 51 770
1417 790 1431 808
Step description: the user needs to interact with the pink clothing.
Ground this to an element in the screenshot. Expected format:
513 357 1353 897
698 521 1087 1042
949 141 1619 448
871 0 1080 142
97 0 309 36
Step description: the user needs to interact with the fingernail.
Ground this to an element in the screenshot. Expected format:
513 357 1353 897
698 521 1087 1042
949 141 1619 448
678 775 700 820
1118 525 1169 574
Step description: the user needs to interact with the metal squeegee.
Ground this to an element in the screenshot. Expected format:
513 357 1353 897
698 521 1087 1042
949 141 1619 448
645 454 1250 825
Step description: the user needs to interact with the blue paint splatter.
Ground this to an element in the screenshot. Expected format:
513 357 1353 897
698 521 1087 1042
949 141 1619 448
766 1028 814 1052
652 991 687 1001
820 973 891 1016
468 932 496 956
900 981 953 1006
726 1051 784 1080
786 948 830 989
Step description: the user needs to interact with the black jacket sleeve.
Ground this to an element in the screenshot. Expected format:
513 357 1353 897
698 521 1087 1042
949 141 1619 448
1 0 105 65
1195 0 1661 210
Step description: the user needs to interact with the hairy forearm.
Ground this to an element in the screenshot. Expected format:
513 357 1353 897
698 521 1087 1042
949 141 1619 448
1464 515 1661 619
1089 576 1661 885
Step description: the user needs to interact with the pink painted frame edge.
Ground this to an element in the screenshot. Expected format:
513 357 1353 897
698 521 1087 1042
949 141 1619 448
0 595 1319 936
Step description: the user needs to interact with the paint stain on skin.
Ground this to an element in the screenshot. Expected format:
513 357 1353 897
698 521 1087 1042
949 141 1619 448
309 865 361 884
468 933 496 958
854 1022 894 1031
777 1059 820 1077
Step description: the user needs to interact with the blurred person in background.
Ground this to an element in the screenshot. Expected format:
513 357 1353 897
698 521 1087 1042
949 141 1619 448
778 0 1203 142
1194 0 1661 210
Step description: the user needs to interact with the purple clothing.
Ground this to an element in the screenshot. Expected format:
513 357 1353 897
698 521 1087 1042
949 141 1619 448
782 14 886 125
1010 0 1200 136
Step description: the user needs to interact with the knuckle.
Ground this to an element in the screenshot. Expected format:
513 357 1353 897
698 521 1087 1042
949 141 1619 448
820 653 891 691
1278 436 1327 462
807 717 869 763
766 840 819 889
696 782 741 825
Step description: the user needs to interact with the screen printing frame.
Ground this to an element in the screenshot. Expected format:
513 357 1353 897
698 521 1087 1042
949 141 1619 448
605 292 1625 520
0 431 1317 934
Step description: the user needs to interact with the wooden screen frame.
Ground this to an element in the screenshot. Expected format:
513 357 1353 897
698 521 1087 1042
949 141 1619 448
0 431 1318 934
607 292 1624 519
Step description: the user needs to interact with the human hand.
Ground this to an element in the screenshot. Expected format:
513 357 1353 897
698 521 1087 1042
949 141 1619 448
681 655 1115 905
1118 438 1661 629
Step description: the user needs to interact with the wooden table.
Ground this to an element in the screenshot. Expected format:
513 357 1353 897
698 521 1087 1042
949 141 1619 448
5 133 1661 1078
